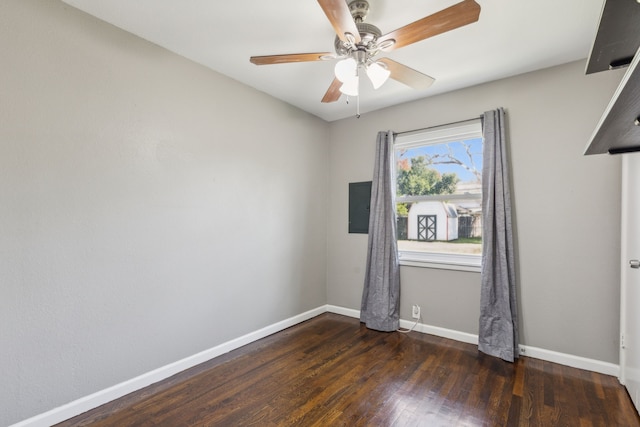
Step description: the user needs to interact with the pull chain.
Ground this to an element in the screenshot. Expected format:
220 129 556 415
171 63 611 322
356 64 361 119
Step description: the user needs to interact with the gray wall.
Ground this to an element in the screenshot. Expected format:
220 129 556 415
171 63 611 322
1 1 628 425
0 1 328 425
327 61 624 364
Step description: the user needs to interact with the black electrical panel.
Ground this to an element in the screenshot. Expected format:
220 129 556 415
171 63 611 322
348 181 372 234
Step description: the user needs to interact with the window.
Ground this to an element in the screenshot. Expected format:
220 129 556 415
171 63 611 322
394 120 483 271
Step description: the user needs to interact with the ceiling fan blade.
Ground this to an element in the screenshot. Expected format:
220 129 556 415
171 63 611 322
317 0 361 43
250 53 334 65
377 0 480 52
378 58 435 90
321 77 343 103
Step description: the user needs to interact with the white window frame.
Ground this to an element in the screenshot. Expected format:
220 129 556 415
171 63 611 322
394 120 483 272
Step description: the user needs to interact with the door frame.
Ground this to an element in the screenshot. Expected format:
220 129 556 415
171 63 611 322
620 153 640 411
620 154 629 387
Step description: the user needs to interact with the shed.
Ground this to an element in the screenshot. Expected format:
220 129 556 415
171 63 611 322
407 202 458 241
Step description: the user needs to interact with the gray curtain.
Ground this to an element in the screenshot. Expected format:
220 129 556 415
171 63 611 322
478 108 519 362
360 130 400 332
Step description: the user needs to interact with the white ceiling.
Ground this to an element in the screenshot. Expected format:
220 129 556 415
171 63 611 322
61 0 605 122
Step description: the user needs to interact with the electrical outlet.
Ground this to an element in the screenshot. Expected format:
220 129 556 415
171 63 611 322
411 305 420 319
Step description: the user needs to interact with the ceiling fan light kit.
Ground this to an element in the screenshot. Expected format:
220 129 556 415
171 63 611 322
366 61 391 89
249 0 481 114
339 75 359 96
334 57 358 83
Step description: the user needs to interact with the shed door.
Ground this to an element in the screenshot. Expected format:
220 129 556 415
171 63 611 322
417 215 436 241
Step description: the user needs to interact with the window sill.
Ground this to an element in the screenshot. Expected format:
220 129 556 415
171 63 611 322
398 251 481 273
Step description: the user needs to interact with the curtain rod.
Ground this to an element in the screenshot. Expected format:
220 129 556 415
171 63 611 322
393 116 482 136
393 114 484 136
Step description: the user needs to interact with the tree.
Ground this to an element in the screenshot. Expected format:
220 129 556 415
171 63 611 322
396 156 459 218
396 203 409 217
397 156 458 197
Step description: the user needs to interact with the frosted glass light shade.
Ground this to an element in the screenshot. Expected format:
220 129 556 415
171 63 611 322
366 62 391 89
339 75 359 96
334 58 357 83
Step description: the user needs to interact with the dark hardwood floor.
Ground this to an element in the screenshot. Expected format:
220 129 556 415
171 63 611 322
56 313 640 426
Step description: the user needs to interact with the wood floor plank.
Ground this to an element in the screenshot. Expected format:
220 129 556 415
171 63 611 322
56 313 640 427
513 356 526 397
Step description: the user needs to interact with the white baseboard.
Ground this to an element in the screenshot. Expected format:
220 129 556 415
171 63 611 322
518 344 619 377
326 304 360 318
327 305 619 377
401 318 480 345
10 306 327 427
13 304 620 426
326 305 478 345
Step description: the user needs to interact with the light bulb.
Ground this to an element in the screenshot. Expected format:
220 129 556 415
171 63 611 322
334 58 357 83
366 61 391 89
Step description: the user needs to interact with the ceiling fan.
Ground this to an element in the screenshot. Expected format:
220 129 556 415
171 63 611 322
250 0 481 104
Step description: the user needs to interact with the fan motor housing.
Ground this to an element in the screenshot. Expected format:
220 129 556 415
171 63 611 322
334 22 382 56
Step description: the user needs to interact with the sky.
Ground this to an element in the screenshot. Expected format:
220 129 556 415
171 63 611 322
396 137 483 182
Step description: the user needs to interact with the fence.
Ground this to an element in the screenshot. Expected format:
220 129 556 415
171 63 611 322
397 217 408 240
458 215 481 238
398 214 481 241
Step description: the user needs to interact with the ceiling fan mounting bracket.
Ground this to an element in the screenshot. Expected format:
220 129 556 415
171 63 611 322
348 0 370 23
